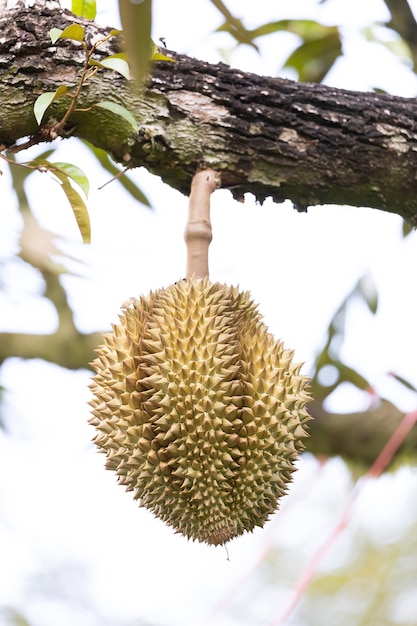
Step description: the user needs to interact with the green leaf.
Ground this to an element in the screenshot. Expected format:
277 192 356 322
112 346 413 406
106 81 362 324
60 178 91 244
33 159 89 198
30 160 91 242
118 0 152 85
251 19 336 41
94 100 138 131
402 219 413 237
71 0 96 20
33 86 68 125
60 24 85 42
53 170 91 243
152 51 176 63
90 54 131 80
51 162 90 197
284 31 342 83
216 17 259 50
34 149 55 161
50 28 64 44
235 18 342 83
210 0 256 47
249 18 297 39
50 24 85 44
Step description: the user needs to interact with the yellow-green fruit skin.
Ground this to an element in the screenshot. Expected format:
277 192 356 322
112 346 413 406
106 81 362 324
89 278 310 545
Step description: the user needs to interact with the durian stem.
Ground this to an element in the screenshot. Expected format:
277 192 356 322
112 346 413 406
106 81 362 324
185 169 220 279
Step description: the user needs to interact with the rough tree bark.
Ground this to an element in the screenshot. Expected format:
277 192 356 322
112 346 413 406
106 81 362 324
1 1 416 465
1 1 417 220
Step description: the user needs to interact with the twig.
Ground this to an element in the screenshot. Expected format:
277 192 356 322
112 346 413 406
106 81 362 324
6 32 112 154
97 166 130 190
54 46 96 132
184 168 220 279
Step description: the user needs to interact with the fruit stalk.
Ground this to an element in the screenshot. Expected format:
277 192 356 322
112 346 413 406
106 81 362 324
184 169 220 279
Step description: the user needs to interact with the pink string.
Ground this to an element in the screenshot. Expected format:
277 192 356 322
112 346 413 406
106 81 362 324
211 460 327 618
270 409 417 626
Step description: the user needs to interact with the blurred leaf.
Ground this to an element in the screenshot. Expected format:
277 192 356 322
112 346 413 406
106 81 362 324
71 0 96 20
337 363 370 390
0 607 32 626
5 150 56 221
90 53 131 80
118 0 152 85
215 17 343 78
0 385 4 431
310 277 376 400
284 31 342 82
50 24 85 43
246 19 289 39
357 272 378 314
312 359 370 401
112 173 151 206
84 141 151 208
212 0 258 49
251 19 336 41
33 149 55 162
33 86 68 125
94 100 139 131
402 218 413 237
51 162 90 197
363 25 411 62
217 46 235 65
216 18 259 50
9 149 55 185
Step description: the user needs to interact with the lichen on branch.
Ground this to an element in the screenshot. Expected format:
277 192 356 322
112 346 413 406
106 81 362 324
1 2 417 219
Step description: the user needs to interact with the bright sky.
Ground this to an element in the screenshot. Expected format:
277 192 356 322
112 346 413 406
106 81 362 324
1 1 417 625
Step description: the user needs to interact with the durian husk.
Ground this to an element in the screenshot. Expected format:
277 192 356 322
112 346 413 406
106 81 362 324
89 277 311 545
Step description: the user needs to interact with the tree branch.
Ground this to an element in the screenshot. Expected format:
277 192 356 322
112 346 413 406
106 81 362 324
0 330 102 370
1 2 417 220
383 0 417 70
308 400 417 467
1 2 417 464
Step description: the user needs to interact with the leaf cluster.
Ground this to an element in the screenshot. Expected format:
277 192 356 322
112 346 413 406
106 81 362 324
212 0 417 84
1 0 175 243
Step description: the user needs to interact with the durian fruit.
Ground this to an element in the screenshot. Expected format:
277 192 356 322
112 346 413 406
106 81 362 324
89 277 310 545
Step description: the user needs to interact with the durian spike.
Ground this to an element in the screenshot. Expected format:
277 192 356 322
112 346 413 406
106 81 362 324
184 169 220 279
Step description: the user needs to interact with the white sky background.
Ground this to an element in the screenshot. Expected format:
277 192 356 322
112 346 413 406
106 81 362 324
1 1 417 625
